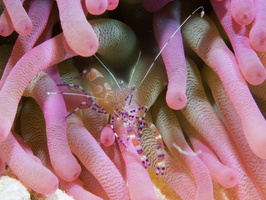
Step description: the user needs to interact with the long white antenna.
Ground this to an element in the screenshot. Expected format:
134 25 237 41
129 50 142 86
47 91 107 101
94 54 121 89
173 143 202 156
137 6 205 88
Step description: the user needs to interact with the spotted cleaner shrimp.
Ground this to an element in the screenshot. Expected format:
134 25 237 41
48 6 205 175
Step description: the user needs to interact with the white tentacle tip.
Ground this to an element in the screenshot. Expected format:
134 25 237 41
173 143 202 156
200 10 205 18
47 92 60 95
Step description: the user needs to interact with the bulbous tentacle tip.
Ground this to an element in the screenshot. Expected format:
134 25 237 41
100 125 115 147
0 24 11 37
42 178 59 195
86 0 108 15
166 90 187 110
107 0 119 11
66 167 81 182
14 18 33 36
56 163 81 182
30 169 59 194
249 26 266 52
219 168 238 188
243 65 266 85
246 124 266 159
64 22 99 57
232 7 255 25
250 145 266 160
77 32 99 57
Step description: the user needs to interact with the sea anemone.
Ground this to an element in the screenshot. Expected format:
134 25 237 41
0 0 265 199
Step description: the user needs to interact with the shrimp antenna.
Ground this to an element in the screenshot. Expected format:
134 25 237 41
94 54 121 89
129 50 142 86
137 6 205 88
47 91 107 101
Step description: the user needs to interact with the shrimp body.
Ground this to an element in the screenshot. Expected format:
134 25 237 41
87 68 165 175
86 68 132 115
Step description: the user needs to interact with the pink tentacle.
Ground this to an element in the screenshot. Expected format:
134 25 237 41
0 33 76 142
85 0 108 15
66 114 130 200
0 9 14 36
0 0 54 89
115 122 157 200
151 92 214 200
106 0 119 10
202 65 266 197
25 72 81 182
0 132 58 194
230 0 255 25
2 0 32 35
56 0 99 56
191 137 238 188
249 0 266 51
211 0 265 85
100 124 115 147
153 1 188 110
176 58 260 199
182 15 266 160
178 110 260 199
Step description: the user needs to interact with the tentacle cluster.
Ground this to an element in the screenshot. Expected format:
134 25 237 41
0 0 265 199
